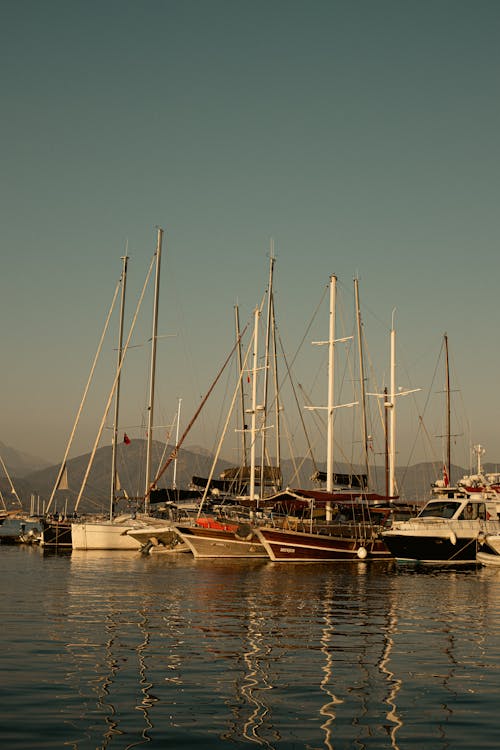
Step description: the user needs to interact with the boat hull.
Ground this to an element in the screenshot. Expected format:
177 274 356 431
71 521 142 550
381 532 479 564
476 534 500 566
0 517 42 544
254 526 391 562
174 525 267 559
477 549 500 566
126 524 188 552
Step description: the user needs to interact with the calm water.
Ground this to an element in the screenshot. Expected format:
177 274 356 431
2 546 500 749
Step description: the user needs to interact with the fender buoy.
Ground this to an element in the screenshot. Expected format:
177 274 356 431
357 546 367 559
449 531 457 546
235 523 253 542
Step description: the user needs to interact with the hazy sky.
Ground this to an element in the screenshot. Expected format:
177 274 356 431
1 0 500 477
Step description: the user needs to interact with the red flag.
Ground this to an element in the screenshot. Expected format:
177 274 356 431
443 464 449 487
124 433 131 445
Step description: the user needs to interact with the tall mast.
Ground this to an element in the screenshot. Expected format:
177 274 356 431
444 332 451 486
384 387 389 498
260 247 276 495
307 275 355 516
388 312 396 498
249 307 260 501
234 304 248 466
145 227 163 504
354 277 370 487
326 274 336 493
109 253 128 520
270 292 281 487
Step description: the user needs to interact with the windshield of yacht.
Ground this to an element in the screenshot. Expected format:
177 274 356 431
418 501 462 519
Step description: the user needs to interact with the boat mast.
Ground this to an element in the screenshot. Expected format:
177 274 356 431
145 227 163 506
326 274 336 493
388 311 396 498
444 332 451 486
270 289 281 488
249 307 260 502
384 387 389 498
109 253 128 520
234 304 248 467
307 275 355 517
260 247 276 495
354 277 370 488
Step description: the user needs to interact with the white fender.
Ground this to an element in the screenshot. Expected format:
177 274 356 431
357 546 367 559
449 531 457 546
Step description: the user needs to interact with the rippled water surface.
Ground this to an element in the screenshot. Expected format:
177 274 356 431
2 545 500 749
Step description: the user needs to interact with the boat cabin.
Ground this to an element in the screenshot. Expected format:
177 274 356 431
417 496 500 522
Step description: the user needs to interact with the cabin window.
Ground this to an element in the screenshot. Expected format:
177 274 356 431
419 501 461 519
460 504 476 520
459 503 485 521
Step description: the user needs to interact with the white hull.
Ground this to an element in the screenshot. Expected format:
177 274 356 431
479 534 500 555
477 549 500 567
71 515 169 550
126 524 188 552
476 534 500 566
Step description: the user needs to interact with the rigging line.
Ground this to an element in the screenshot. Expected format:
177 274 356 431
74 252 157 512
46 273 123 514
0 454 22 506
282 282 329 374
196 327 255 515
277 333 319 475
147 320 250 495
399 340 444 489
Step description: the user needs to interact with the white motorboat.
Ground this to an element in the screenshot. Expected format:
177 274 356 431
381 494 500 564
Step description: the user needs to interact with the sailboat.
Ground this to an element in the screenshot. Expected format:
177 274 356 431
255 276 414 562
0 455 43 543
173 251 282 558
71 229 174 550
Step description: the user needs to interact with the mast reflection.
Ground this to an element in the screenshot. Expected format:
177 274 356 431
319 580 343 750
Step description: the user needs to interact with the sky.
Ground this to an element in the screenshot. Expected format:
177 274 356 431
1 0 500 479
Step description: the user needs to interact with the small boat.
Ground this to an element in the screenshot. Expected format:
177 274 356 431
477 534 500 566
0 516 42 544
380 494 500 564
125 523 189 553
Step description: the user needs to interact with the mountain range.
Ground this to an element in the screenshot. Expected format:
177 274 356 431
2 439 491 515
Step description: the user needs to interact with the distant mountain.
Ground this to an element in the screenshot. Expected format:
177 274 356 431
0 441 52 477
5 439 232 514
2 437 497 514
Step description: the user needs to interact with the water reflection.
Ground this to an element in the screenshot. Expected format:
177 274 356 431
378 600 402 750
5 548 500 749
319 580 342 750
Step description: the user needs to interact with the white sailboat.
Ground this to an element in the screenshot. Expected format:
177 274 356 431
40 260 132 548
72 229 173 550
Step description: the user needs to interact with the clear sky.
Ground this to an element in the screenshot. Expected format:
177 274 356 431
1 0 499 476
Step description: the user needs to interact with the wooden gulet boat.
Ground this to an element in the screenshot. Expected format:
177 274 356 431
256 278 418 563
